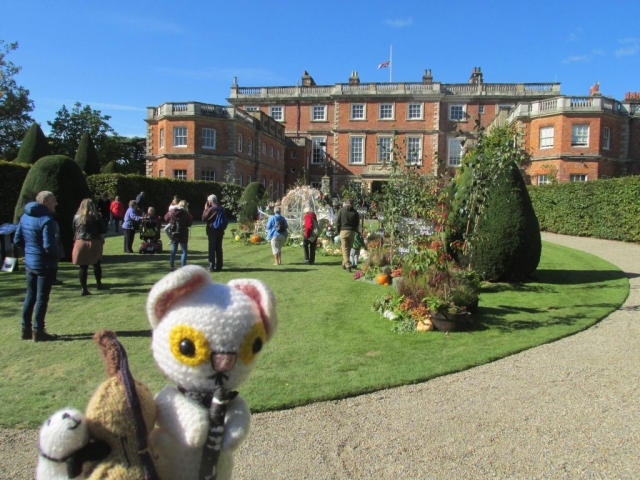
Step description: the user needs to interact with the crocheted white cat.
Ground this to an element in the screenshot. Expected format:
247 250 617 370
146 265 277 480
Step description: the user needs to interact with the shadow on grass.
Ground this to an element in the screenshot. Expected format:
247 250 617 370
476 302 620 332
533 269 629 284
55 329 152 341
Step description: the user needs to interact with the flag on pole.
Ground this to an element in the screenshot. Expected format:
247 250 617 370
377 60 390 69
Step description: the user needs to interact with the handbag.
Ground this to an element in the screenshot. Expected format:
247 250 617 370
308 219 321 243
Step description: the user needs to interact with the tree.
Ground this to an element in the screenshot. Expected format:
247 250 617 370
48 102 119 167
238 181 266 228
15 122 49 164
0 40 35 160
14 155 91 260
75 132 101 175
115 135 146 174
453 125 540 281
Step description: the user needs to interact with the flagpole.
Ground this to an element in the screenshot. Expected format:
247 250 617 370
390 45 393 83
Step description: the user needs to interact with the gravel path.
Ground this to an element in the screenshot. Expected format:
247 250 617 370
2 233 638 479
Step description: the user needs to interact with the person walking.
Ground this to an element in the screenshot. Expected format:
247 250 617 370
13 191 64 342
350 230 367 268
122 200 142 253
164 200 192 270
72 198 107 296
109 195 125 233
303 206 318 265
266 206 288 266
97 192 111 227
335 198 360 272
202 194 226 272
135 191 146 211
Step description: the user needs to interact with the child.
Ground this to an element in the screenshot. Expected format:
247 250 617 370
350 230 367 268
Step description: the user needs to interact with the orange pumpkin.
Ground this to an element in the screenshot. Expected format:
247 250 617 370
376 273 392 286
250 234 263 244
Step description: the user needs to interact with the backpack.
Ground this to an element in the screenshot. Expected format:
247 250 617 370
212 207 228 230
169 220 181 241
275 216 287 233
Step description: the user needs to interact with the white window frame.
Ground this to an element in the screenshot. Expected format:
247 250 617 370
570 174 587 182
311 105 327 121
449 105 466 121
237 132 243 152
310 181 321 189
237 172 243 185
202 170 216 181
478 105 485 114
159 128 164 149
406 136 422 165
173 169 187 180
379 103 394 120
377 136 393 163
448 138 464 167
247 175 252 184
349 136 365 165
245 106 259 112
603 126 611 150
173 127 187 147
351 103 365 120
537 174 550 185
571 125 589 147
159 169 164 177
540 126 554 149
270 106 284 121
311 136 326 164
248 137 253 155
202 128 216 149
262 142 267 154
291 151 297 159
407 103 423 120
269 146 274 158
277 149 281 161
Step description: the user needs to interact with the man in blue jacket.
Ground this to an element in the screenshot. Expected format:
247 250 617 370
13 191 63 342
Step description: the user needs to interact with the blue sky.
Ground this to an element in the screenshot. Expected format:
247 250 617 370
2 0 638 138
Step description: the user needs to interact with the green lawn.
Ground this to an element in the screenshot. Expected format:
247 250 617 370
0 224 629 428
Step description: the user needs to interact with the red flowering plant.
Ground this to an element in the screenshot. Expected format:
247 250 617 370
399 186 480 317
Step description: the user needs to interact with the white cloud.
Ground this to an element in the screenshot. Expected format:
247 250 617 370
567 29 582 42
87 102 146 112
562 55 591 64
615 37 640 57
385 18 413 28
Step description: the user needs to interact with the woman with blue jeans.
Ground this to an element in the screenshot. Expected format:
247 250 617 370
164 200 192 270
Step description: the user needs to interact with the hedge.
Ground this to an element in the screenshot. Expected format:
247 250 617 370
527 175 640 242
0 161 31 224
0 163 242 225
86 174 243 220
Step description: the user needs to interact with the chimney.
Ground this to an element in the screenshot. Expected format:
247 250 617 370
589 81 602 96
349 71 360 85
422 69 433 84
301 71 316 87
469 67 483 85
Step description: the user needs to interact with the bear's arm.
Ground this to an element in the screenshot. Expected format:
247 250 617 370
155 386 209 447
222 395 251 453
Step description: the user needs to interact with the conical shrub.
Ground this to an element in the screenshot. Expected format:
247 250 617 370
75 132 101 175
471 160 541 282
238 181 266 227
15 122 50 164
14 155 91 259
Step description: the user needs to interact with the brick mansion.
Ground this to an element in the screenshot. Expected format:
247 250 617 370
144 67 640 197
